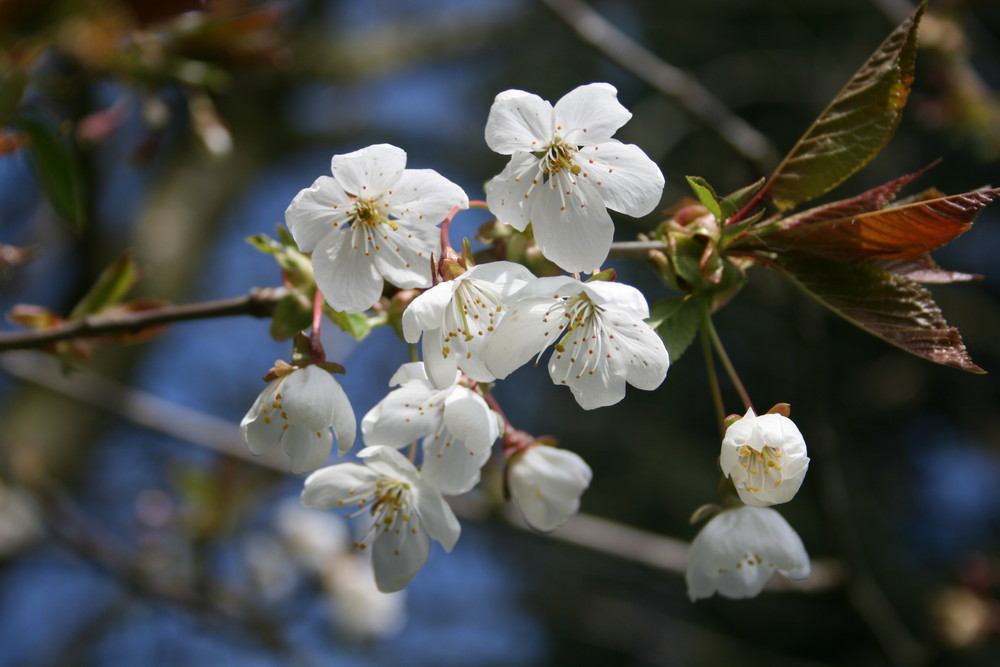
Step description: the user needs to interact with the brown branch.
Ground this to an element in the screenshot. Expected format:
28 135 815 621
540 0 779 171
0 287 287 352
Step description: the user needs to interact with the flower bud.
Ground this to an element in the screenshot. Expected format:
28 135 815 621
719 408 809 507
508 445 592 532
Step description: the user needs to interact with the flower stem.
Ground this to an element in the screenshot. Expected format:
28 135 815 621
700 302 754 413
698 302 726 439
309 289 326 362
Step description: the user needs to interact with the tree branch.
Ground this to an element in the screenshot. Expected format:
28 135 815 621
540 0 779 171
0 287 287 352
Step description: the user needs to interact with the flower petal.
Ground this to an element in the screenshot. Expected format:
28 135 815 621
413 480 461 551
442 389 499 454
240 381 282 455
402 281 458 343
312 229 383 313
370 220 437 289
577 141 664 217
361 383 442 448
331 144 406 196
388 362 435 387
603 312 669 391
554 83 631 145
528 177 613 273
421 429 492 495
281 424 333 474
386 169 468 225
508 446 592 532
581 280 651 320
481 297 565 379
485 89 554 154
279 366 339 430
372 516 430 593
421 327 459 391
301 463 377 509
548 345 625 410
285 175 353 252
485 152 538 231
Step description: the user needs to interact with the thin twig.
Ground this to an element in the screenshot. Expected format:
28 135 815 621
540 0 779 171
0 287 287 352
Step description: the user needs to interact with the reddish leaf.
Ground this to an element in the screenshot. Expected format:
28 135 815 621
774 255 983 373
768 188 1000 263
873 257 979 284
776 163 936 228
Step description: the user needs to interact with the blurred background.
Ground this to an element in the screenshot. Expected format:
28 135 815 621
1 0 1000 665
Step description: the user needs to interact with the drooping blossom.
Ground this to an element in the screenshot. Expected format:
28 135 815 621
485 82 664 272
720 408 810 507
401 261 535 389
686 506 810 601
285 143 468 313
507 444 592 532
241 364 356 474
362 362 501 495
482 276 669 409
301 445 461 593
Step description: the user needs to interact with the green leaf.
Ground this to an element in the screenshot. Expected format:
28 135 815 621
647 296 700 364
269 292 312 341
763 3 924 210
773 254 983 373
68 251 138 320
685 176 722 219
327 307 373 341
720 178 765 219
15 115 86 229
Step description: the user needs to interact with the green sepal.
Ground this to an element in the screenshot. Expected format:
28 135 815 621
290 332 312 367
685 176 723 220
647 295 700 364
69 251 138 320
586 268 617 283
269 292 312 341
314 361 346 375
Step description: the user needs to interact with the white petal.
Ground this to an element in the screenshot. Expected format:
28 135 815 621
503 274 582 301
285 175 353 252
442 389 499 454
462 260 536 290
421 431 492 495
554 83 631 145
603 312 669 391
361 383 442 449
548 346 625 410
240 381 282 455
326 376 357 455
485 89 554 154
528 177 613 273
413 480 461 551
387 362 434 387
357 444 421 480
301 463 377 509
372 516 430 593
402 281 458 343
581 280 650 320
481 297 565 379
281 425 333 474
312 229 383 313
509 446 592 532
386 169 468 225
577 141 664 217
421 327 460 391
331 144 406 196
279 367 338 429
371 220 437 289
485 152 538 232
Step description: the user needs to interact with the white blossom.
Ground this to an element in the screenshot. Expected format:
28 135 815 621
686 506 810 601
482 276 669 409
508 445 592 532
402 261 535 389
322 554 407 642
301 445 461 593
285 144 468 313
720 408 810 507
241 365 356 474
362 362 501 495
485 82 664 272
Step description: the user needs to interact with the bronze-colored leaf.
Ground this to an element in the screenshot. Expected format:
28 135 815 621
767 188 999 263
764 4 924 210
774 255 983 373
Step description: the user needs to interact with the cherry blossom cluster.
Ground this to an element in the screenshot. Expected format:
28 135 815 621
239 82 814 599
